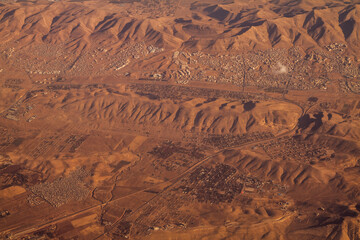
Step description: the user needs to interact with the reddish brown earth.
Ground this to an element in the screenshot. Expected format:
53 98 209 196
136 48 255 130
0 0 360 239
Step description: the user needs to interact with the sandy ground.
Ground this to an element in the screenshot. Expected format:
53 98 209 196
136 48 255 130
0 0 360 239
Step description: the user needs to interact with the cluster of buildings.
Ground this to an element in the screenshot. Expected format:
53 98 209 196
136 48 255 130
29 168 90 207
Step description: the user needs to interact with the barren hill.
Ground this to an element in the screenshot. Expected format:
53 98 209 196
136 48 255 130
0 0 360 53
0 0 360 240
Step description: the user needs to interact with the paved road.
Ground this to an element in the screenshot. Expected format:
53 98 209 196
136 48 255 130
4 90 306 239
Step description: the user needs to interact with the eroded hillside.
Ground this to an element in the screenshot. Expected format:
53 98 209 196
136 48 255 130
0 0 360 240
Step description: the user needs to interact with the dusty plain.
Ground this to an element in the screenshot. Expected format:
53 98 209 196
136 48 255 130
0 0 360 239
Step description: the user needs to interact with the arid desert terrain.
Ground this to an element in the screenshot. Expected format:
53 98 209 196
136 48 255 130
0 0 360 239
